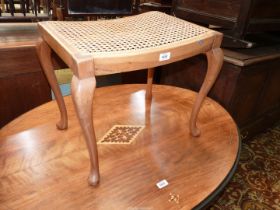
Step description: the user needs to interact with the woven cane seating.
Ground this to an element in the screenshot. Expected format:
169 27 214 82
42 12 208 54
38 11 222 75
36 11 224 186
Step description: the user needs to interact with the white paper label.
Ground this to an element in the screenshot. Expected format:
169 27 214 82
159 52 171 61
156 179 169 189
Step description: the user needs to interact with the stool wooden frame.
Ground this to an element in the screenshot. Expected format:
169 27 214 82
36 11 223 186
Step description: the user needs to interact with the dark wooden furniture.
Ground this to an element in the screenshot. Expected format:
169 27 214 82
0 23 51 128
140 0 172 14
0 0 50 22
0 84 240 210
53 0 139 20
160 43 280 140
173 0 280 48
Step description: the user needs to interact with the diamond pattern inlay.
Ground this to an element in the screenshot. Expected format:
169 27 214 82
98 125 145 144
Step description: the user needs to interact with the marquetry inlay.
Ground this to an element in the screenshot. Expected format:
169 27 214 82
98 125 145 144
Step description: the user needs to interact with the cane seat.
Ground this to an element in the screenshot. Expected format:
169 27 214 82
38 11 221 75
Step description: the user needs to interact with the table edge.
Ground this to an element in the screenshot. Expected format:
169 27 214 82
193 129 241 210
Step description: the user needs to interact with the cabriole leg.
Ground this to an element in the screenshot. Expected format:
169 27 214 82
189 48 224 137
71 75 100 186
36 40 68 130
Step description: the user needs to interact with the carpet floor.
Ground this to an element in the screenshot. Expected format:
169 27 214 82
208 123 280 210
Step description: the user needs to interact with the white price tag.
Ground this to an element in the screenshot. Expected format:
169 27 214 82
156 179 169 189
159 52 171 61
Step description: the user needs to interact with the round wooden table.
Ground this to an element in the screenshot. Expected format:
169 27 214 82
0 84 240 210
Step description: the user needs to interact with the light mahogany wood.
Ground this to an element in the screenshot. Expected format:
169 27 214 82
37 12 221 76
36 39 68 130
0 84 240 210
146 68 155 101
190 48 224 137
71 75 100 186
36 12 224 185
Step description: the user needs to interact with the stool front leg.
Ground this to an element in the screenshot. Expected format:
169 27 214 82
189 48 224 137
36 40 68 130
71 75 100 186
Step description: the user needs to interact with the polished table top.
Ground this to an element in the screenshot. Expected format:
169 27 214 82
0 84 240 209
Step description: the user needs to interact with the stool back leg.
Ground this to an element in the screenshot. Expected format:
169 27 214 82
36 40 68 130
145 68 154 125
71 75 100 186
146 67 154 101
189 48 224 137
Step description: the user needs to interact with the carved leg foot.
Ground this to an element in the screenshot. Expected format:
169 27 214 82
36 40 68 130
190 48 224 137
71 75 100 186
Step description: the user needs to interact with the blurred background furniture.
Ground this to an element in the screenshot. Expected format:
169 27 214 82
53 0 139 20
0 0 50 22
0 23 67 127
173 0 280 48
139 0 172 14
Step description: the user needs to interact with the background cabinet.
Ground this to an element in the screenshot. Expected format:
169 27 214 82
173 0 280 48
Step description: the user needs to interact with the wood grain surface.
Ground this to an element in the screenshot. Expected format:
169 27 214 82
0 84 239 210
